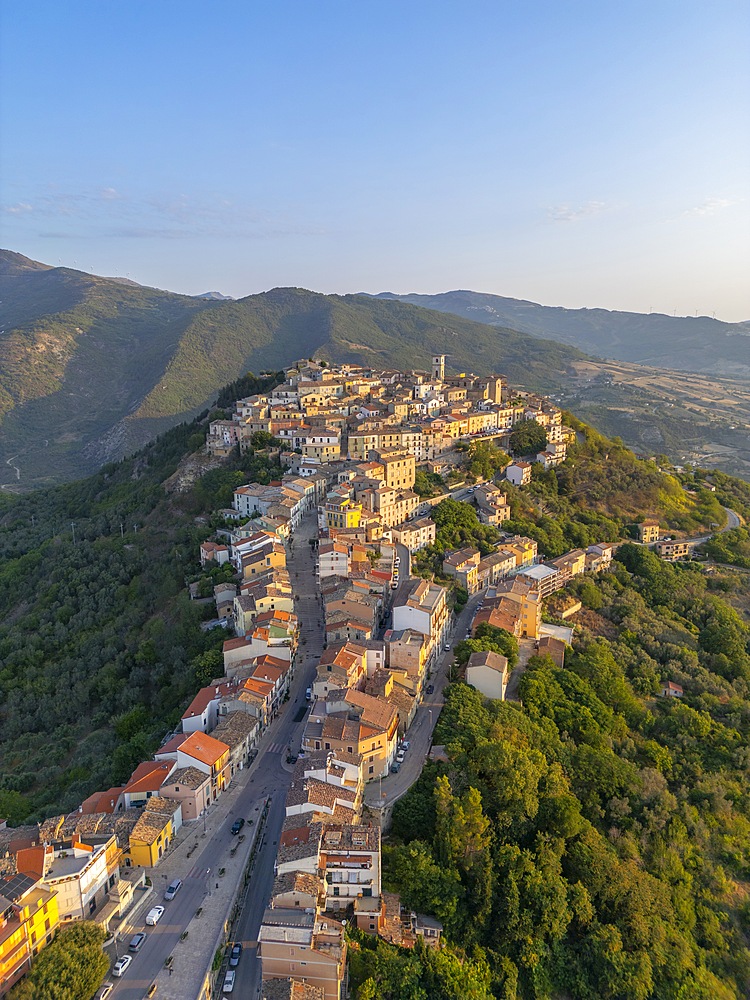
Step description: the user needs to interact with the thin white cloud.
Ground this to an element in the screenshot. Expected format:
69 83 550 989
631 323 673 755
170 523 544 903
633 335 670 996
1 184 325 240
683 197 737 217
3 202 33 215
548 200 607 223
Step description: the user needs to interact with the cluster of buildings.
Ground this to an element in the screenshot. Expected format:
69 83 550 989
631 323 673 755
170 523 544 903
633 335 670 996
0 354 637 997
207 354 571 487
258 718 443 1000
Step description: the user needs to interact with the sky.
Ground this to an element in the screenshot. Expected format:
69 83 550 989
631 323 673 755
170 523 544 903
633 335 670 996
1 1 749 321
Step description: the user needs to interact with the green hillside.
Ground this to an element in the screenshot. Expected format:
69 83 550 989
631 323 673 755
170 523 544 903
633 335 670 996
0 252 586 490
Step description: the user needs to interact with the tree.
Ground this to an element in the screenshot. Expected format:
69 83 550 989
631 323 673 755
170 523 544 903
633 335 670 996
509 420 547 457
10 922 109 1000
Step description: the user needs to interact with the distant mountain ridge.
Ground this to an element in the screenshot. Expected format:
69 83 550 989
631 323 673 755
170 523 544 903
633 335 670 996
375 290 750 375
0 250 584 490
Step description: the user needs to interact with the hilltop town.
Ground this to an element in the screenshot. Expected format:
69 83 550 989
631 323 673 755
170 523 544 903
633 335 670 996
0 354 719 999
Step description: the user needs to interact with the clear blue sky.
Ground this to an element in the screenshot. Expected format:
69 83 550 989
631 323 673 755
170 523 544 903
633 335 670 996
2 1 748 320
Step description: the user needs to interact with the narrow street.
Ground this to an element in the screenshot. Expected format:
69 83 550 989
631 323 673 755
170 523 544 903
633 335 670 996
106 511 323 1000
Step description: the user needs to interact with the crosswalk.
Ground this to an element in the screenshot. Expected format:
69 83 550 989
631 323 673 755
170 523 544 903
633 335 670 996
266 742 287 754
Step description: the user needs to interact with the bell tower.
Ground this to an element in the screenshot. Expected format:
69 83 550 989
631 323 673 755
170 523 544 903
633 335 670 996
432 354 446 381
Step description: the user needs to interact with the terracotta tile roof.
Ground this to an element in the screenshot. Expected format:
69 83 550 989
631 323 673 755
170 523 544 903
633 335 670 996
38 816 65 842
271 869 325 902
124 760 177 794
467 650 509 674
80 787 124 815
344 689 398 731
130 808 172 846
179 731 230 767
161 766 210 791
212 711 259 749
156 733 189 756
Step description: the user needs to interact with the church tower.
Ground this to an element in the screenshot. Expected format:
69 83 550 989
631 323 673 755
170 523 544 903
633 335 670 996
432 354 446 381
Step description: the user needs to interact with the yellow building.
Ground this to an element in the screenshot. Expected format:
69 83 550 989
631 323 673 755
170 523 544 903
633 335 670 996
638 520 660 544
0 874 59 995
128 809 174 868
325 496 363 530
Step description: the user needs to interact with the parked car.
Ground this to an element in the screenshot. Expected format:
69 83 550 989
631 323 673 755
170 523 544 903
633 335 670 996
401 740 411 750
164 878 182 900
95 985 114 1000
146 985 158 998
394 556 401 565
129 932 146 952
112 955 132 977
223 970 236 993
146 905 164 925
396 750 406 763
305 686 312 700
444 642 451 651
231 818 245 835
229 942 243 967
391 581 398 590
391 761 401 773
426 684 434 695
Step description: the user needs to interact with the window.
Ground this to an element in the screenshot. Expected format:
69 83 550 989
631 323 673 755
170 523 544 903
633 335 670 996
368 765 374 775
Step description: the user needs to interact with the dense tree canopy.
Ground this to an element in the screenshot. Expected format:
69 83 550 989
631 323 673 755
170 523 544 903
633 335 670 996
509 420 548 458
385 539 750 998
9 922 109 1000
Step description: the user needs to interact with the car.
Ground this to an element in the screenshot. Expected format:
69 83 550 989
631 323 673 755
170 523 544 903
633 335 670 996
129 932 146 952
394 556 401 565
396 751 406 763
231 818 245 835
229 942 243 967
164 878 182 900
391 582 398 590
400 740 411 750
467 487 476 493
390 761 401 773
223 970 236 993
95 985 114 1000
305 686 312 701
146 905 164 925
444 643 451 651
112 955 132 977
146 985 158 998
426 684 434 695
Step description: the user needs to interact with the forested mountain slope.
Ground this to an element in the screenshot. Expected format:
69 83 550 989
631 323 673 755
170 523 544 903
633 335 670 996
0 251 584 490
0 372 283 823
376 289 750 374
382 503 750 1000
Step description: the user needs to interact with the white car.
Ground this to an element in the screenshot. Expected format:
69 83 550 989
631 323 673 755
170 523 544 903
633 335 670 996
112 955 132 977
146 905 165 925
223 970 236 993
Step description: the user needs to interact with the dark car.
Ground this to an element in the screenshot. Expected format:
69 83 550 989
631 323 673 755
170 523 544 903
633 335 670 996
391 761 401 773
426 684 434 694
229 942 243 967
129 932 146 953
231 818 245 835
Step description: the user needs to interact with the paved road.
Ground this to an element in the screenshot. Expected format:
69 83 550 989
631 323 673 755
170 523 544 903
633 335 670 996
365 591 483 812
107 512 324 999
